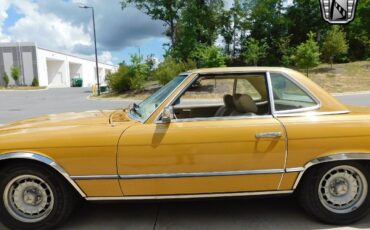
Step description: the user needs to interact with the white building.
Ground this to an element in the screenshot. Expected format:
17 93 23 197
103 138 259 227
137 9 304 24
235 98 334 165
0 42 117 88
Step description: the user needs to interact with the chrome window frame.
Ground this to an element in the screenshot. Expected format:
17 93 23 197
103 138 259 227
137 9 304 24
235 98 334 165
151 70 330 124
267 71 321 115
154 71 272 124
128 73 191 123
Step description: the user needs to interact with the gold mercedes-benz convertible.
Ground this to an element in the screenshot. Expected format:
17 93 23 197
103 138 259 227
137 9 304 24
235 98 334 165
0 67 369 229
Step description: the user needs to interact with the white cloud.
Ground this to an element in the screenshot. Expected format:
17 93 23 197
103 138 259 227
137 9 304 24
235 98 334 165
0 0 11 42
98 51 113 65
0 0 165 63
8 0 91 52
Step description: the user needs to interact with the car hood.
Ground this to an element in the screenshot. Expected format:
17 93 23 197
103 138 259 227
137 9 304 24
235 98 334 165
0 109 137 151
0 109 131 131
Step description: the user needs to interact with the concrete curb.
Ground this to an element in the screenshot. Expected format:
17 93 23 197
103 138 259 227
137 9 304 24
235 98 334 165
0 88 48 92
86 95 140 102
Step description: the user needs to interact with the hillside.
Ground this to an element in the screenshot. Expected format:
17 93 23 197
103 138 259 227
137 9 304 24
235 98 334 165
307 61 370 93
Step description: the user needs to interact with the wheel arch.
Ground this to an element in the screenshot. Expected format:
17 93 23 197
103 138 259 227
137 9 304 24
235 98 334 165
0 152 86 197
293 153 370 190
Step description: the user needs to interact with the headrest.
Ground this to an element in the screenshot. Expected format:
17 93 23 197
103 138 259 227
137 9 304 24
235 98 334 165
223 94 235 109
233 94 258 113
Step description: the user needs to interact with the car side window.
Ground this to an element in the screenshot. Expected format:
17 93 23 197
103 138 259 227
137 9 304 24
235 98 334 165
270 73 318 112
168 73 270 120
235 75 267 101
176 78 234 107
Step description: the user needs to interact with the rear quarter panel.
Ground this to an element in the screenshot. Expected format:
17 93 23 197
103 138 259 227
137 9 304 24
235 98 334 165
280 113 370 169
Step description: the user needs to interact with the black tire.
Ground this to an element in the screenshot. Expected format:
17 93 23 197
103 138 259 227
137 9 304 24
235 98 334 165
298 161 370 225
0 163 76 230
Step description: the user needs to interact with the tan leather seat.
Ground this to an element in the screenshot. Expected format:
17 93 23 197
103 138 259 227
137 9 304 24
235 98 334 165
231 94 258 116
214 94 235 117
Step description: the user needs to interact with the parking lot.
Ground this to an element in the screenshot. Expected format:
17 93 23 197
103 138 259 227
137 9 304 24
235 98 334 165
0 88 370 229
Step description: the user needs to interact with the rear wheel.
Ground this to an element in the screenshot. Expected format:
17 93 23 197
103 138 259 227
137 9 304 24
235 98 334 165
0 163 76 230
298 162 370 224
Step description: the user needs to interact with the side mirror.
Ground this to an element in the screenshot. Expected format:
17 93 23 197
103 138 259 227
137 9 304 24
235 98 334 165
161 106 174 123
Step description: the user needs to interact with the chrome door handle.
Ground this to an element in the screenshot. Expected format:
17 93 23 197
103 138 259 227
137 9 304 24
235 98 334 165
256 132 282 138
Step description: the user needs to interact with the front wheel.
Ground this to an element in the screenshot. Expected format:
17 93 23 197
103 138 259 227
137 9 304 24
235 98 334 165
298 162 370 225
0 163 76 230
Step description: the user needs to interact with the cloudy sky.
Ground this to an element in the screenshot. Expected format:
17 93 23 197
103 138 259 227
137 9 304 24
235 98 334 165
0 0 237 65
0 0 171 64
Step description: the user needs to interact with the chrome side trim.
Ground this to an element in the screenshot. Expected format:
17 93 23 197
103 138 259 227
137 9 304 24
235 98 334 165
174 103 223 109
86 190 293 201
275 110 350 117
71 175 119 180
292 153 370 189
0 152 86 197
156 115 274 124
285 167 304 173
120 169 285 179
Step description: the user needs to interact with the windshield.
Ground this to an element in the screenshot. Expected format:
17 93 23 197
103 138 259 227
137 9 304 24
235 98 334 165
129 74 188 121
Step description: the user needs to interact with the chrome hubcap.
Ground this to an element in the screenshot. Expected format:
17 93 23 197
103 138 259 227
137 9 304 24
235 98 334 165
319 165 368 214
3 175 54 223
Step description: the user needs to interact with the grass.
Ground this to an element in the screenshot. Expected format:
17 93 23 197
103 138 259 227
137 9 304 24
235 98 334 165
306 61 370 93
0 86 47 90
94 61 370 100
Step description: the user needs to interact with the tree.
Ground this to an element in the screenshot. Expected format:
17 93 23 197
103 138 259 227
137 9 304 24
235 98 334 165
322 26 348 68
11 66 20 86
2 72 9 88
190 45 226 68
294 32 320 76
172 0 224 61
276 35 295 67
128 54 150 90
345 0 370 60
154 57 196 85
246 0 288 64
242 38 268 66
220 0 246 59
145 54 157 74
286 0 329 47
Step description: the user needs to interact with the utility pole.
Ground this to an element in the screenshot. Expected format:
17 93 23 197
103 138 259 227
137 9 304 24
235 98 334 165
79 4 100 96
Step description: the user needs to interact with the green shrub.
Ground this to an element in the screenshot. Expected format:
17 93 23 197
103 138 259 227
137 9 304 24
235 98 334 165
31 76 39 87
154 57 196 85
128 54 150 90
190 45 226 68
294 32 320 76
106 64 131 93
2 72 9 87
11 65 20 85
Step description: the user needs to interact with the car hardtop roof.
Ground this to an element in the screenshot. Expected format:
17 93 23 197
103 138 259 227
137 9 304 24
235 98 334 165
187 67 291 74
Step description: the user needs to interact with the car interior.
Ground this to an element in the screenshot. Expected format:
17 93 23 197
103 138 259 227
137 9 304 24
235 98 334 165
171 73 271 120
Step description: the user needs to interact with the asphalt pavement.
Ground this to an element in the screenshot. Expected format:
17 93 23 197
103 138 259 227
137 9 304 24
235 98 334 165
0 88 130 124
0 88 370 230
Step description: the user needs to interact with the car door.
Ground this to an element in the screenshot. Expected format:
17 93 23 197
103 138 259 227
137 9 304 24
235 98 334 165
118 118 286 196
117 73 287 196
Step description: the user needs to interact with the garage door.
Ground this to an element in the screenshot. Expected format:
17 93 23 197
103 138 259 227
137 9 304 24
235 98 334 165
49 72 65 88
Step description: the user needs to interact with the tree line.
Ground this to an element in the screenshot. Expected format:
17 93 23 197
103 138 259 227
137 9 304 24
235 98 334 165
107 0 369 93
